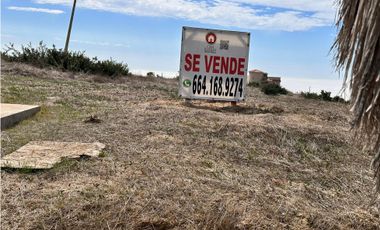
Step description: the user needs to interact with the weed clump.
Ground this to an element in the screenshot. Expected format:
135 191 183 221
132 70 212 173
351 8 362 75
261 83 288 95
301 92 320 100
301 90 347 103
1 42 129 77
248 81 261 88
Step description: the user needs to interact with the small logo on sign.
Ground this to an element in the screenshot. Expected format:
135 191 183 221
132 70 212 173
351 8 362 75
206 32 216 44
183 79 191 87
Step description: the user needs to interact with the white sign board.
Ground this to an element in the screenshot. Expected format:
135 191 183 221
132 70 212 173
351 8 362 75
179 27 250 101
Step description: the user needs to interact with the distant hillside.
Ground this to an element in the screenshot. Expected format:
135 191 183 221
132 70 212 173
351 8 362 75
1 61 378 229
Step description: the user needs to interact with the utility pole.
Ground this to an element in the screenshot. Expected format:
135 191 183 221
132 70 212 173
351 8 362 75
64 0 77 53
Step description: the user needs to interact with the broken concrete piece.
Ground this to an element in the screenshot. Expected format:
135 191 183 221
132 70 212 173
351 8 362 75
0 141 106 169
1 103 41 130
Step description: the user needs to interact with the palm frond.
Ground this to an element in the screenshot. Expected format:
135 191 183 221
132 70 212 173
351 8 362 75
333 0 380 193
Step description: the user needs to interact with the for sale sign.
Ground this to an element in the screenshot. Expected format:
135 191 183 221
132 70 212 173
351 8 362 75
179 27 250 101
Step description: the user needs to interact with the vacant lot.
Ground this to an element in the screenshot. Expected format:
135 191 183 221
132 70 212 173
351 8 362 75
1 61 379 229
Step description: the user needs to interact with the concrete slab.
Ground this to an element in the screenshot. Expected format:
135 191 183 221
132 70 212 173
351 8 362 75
0 141 106 169
1 103 41 130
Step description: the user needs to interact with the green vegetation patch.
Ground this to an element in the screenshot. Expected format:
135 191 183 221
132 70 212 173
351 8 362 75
248 82 288 95
261 83 288 95
301 90 347 103
2 42 130 77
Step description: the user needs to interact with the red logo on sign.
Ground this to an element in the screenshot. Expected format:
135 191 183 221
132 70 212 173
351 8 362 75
206 32 216 44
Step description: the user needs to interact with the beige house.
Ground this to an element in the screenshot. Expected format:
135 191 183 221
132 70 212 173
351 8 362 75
247 69 281 86
248 69 268 83
267 77 281 85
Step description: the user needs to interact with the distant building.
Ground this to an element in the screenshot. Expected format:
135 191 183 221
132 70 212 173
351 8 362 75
248 69 281 86
268 77 281 86
248 69 268 83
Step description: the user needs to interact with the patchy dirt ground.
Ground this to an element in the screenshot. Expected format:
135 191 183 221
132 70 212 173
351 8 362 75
1 61 379 229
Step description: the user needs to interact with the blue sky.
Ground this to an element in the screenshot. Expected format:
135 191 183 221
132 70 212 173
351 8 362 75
1 0 347 96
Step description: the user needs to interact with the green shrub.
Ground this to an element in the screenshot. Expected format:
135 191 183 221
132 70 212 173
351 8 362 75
301 90 347 103
301 92 320 99
248 81 260 88
146 72 155 77
332 96 346 103
320 90 332 101
1 42 129 77
261 83 288 95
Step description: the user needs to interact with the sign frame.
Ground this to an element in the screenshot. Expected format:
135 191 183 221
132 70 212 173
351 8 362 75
178 26 250 102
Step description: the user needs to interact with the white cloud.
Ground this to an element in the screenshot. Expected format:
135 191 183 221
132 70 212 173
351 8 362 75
8 6 64 14
34 0 336 31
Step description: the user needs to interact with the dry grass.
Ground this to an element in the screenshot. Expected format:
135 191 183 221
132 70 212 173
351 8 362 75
1 61 379 229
